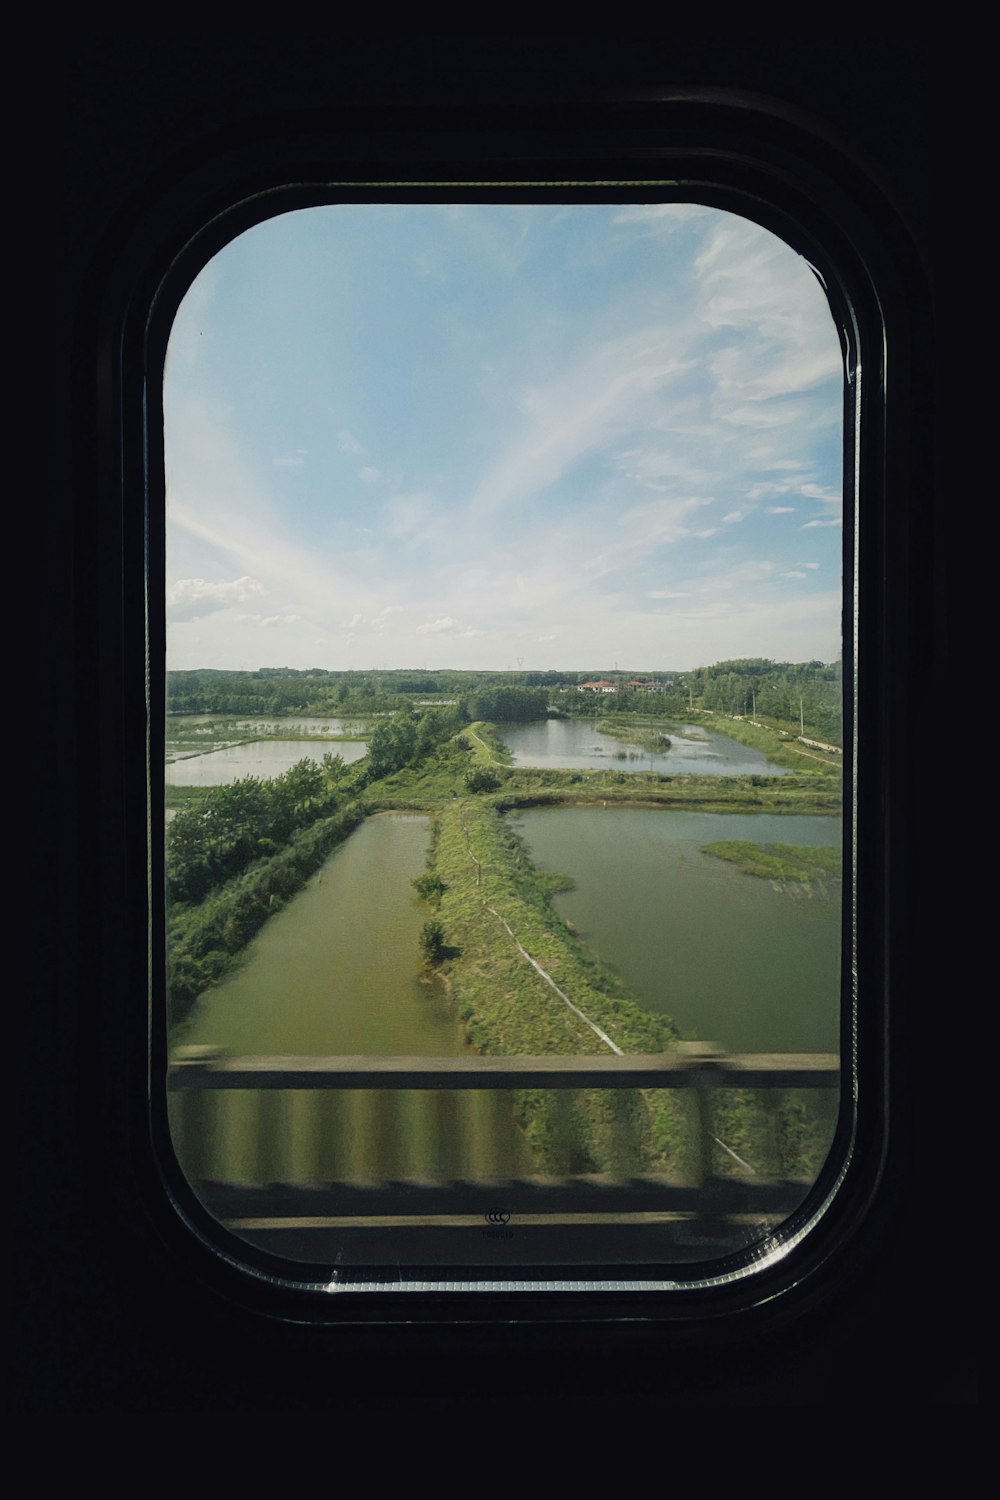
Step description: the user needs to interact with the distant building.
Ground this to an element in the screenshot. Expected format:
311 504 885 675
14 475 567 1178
577 679 618 693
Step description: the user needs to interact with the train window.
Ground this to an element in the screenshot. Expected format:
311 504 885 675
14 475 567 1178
158 190 859 1298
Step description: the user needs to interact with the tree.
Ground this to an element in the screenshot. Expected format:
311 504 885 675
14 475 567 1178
465 766 501 793
419 919 447 966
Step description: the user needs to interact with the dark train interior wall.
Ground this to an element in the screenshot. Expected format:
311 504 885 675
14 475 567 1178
30 37 967 1408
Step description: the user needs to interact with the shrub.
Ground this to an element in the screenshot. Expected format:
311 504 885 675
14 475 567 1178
419 919 448 966
465 766 501 793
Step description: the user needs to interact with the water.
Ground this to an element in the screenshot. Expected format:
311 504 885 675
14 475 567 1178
166 737 368 785
498 717 788 776
171 814 529 1185
169 803 842 1266
515 806 841 1053
167 715 362 734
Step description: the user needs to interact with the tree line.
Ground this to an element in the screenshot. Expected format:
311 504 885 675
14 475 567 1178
685 658 842 742
167 660 840 741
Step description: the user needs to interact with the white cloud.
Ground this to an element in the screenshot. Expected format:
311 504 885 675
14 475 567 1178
798 483 839 501
371 605 404 633
165 205 844 673
469 324 694 518
167 575 266 621
416 616 459 635
801 518 842 530
695 218 842 428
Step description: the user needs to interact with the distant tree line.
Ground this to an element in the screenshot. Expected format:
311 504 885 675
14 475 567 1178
686 658 842 742
463 685 549 723
166 659 842 742
570 686 689 718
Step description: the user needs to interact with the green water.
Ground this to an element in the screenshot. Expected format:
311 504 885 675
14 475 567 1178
171 813 529 1184
171 804 841 1200
515 806 842 1054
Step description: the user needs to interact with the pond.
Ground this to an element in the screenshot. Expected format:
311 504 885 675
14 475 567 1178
165 737 369 786
497 717 789 776
514 805 841 1053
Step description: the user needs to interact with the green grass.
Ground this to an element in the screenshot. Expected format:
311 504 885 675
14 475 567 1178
697 711 843 774
701 840 842 882
419 798 689 1173
595 717 674 752
169 721 841 1178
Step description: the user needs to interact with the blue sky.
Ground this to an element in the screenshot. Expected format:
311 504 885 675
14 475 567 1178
164 202 843 673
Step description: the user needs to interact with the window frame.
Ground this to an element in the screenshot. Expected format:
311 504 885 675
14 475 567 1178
95 94 925 1330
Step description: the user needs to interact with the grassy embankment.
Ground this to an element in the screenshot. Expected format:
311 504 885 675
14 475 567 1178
702 841 841 884
366 721 839 1179
593 708 843 776
368 719 841 818
424 796 688 1177
170 711 841 1176
694 711 843 774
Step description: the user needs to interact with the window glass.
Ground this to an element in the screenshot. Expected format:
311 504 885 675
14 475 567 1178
164 202 845 1282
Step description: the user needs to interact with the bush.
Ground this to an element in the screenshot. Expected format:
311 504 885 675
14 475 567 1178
413 872 447 905
465 767 501 793
419 919 447 966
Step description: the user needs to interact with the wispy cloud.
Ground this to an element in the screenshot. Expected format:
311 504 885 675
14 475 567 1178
165 204 844 670
168 575 266 621
416 616 459 635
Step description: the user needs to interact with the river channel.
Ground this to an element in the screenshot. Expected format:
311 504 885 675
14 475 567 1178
171 813 531 1184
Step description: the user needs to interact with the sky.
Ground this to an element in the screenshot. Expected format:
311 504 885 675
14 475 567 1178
164 202 843 674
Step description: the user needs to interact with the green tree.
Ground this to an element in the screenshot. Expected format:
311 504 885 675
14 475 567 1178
465 766 501 793
419 919 447 966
